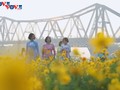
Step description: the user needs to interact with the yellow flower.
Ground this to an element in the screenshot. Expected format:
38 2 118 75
36 57 41 62
116 66 120 74
108 78 120 90
50 61 67 74
114 50 120 58
70 66 80 75
0 57 43 90
49 55 54 61
89 32 114 53
58 73 71 85
28 77 43 90
109 73 119 78
43 68 50 75
95 73 105 81
64 57 69 61
72 48 81 56
61 50 67 57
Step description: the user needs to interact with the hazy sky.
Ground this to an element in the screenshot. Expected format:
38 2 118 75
0 0 119 20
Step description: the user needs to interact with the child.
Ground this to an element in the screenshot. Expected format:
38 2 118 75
57 41 62 53
42 36 56 59
57 41 62 59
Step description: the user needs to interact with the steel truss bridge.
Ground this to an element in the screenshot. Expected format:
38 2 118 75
0 3 120 54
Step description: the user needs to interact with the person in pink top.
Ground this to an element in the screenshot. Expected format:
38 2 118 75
42 36 56 59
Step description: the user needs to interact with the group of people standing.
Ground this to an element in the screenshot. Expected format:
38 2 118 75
26 33 71 61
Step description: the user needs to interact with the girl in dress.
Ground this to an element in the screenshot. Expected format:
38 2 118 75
42 36 56 60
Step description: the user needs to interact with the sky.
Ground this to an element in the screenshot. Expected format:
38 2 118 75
0 0 120 20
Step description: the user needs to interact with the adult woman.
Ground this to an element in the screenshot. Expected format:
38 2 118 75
26 33 40 60
42 36 56 59
60 37 71 58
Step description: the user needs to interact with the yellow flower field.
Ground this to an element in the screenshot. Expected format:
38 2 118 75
0 32 120 90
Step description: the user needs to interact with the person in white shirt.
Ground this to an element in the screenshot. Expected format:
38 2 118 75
60 37 71 59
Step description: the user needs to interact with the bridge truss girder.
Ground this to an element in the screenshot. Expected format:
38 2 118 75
0 3 120 46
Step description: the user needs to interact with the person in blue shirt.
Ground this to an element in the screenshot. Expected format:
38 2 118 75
26 33 40 61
